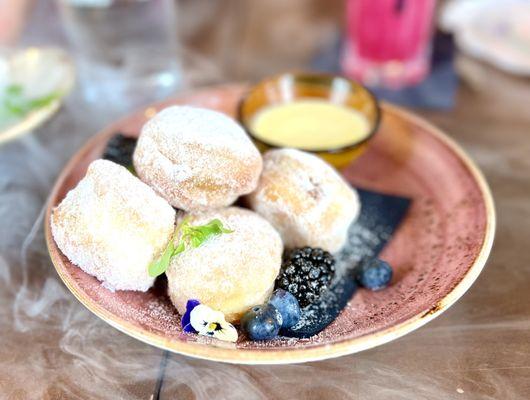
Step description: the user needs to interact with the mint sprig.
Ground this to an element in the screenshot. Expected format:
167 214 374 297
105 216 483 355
1 84 61 119
148 218 233 278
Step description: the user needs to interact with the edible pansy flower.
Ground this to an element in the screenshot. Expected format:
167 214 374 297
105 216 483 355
181 299 201 333
181 300 238 343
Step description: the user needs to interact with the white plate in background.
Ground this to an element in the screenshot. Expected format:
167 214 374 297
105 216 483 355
0 47 75 144
441 0 530 76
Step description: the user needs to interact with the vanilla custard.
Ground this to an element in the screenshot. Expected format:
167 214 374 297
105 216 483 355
250 99 371 151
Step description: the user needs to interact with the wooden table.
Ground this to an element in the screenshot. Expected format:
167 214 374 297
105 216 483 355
1 2 529 399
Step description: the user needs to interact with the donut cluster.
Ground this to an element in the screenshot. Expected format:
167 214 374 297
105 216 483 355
51 105 360 324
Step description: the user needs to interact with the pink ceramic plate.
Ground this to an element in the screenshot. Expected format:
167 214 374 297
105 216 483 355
45 85 495 364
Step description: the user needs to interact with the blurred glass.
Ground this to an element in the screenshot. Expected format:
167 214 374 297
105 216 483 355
57 0 182 117
341 0 436 88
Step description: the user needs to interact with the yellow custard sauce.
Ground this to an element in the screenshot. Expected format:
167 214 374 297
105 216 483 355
250 99 371 151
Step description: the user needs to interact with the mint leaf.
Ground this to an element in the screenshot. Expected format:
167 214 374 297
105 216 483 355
1 85 61 120
173 241 185 256
181 218 233 249
28 92 60 108
209 219 234 234
4 101 27 116
147 218 233 278
6 84 23 96
148 237 175 277
190 235 202 248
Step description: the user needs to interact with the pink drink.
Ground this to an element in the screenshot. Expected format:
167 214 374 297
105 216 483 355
341 0 436 88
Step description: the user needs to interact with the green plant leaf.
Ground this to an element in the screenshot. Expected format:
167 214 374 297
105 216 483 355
190 235 202 248
28 92 60 108
148 237 175 278
173 241 185 256
209 218 234 234
6 84 23 96
1 84 61 121
147 218 233 278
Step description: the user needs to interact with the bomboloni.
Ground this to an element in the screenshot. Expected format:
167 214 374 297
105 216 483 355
166 207 283 322
133 106 263 212
246 148 360 253
51 159 176 291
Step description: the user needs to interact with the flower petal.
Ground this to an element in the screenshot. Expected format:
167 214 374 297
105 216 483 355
212 321 238 343
188 304 239 342
189 304 216 332
181 299 201 333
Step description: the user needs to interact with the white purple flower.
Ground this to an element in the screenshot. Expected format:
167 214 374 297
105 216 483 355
181 299 238 343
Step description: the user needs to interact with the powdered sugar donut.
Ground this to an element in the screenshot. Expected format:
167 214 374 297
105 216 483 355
166 207 282 322
246 149 360 253
133 106 263 212
51 159 176 291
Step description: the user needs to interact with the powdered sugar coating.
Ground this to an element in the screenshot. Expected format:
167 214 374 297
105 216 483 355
51 159 176 291
246 149 360 253
133 106 263 211
166 207 283 322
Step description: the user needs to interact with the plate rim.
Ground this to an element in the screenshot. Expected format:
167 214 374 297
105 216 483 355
44 86 496 364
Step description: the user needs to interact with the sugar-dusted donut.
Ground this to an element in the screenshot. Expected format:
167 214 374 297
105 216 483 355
133 106 263 212
166 207 283 322
51 159 176 291
246 149 360 253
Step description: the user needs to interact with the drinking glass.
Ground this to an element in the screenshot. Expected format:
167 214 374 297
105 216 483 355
57 0 182 117
341 0 436 88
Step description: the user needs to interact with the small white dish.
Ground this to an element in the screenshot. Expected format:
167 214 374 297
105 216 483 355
441 0 530 76
0 47 75 144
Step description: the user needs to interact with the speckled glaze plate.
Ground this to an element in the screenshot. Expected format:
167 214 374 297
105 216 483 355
45 85 495 364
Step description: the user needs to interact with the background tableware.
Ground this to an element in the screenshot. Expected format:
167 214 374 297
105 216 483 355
341 0 436 88
57 0 182 118
0 46 74 144
46 84 494 364
441 0 530 76
238 72 380 169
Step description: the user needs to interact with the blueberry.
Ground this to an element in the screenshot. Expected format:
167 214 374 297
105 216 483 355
240 304 282 340
268 289 301 328
355 258 393 291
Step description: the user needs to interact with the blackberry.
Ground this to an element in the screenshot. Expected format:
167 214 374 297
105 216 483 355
102 133 137 168
275 247 335 308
